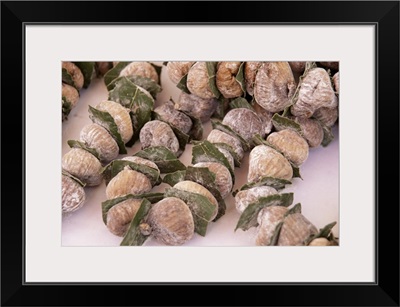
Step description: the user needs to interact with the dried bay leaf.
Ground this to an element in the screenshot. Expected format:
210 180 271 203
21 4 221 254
101 192 164 224
73 62 94 88
88 105 127 154
133 146 186 173
102 159 161 187
235 193 294 231
192 140 235 184
120 198 152 246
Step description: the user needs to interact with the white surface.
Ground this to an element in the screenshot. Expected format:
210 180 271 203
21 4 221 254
61 66 339 246
26 24 375 283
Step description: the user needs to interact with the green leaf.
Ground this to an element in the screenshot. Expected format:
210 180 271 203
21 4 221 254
103 62 130 88
177 73 190 93
62 170 86 187
229 97 254 110
321 123 335 147
191 140 235 185
88 105 127 154
109 75 161 99
206 62 221 99
232 176 291 196
211 118 250 152
62 96 72 119
211 96 229 120
164 187 216 236
102 159 161 187
213 142 241 167
291 163 302 179
272 113 303 135
304 221 337 245
185 166 226 221
235 62 246 94
120 198 152 246
133 146 186 173
73 62 94 88
162 170 187 187
101 192 164 224
62 68 76 88
180 110 203 141
318 221 337 238
269 221 284 246
67 140 100 160
235 193 294 231
108 77 154 146
285 203 302 216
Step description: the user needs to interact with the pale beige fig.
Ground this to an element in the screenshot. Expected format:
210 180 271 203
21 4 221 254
119 61 159 83
186 62 216 99
122 156 159 170
234 186 278 214
289 61 306 73
62 83 79 109
313 106 338 127
207 129 244 161
253 102 274 136
175 91 218 122
244 61 262 96
256 206 319 246
222 108 264 143
255 206 287 246
173 181 218 221
277 213 318 246
105 167 152 199
146 197 194 246
193 162 233 199
267 129 309 166
254 62 296 113
80 123 119 163
291 117 324 148
308 237 331 246
216 61 244 98
62 148 103 186
62 62 84 89
291 67 338 118
95 100 133 143
248 145 293 182
319 61 339 71
154 101 193 134
332 72 339 94
61 174 86 213
139 120 180 156
166 61 195 84
106 198 142 236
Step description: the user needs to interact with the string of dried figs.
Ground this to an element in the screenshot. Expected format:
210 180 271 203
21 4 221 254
101 143 227 246
62 62 163 214
232 127 338 245
99 100 221 245
154 138 237 244
62 61 95 121
234 189 338 246
166 61 247 119
139 97 204 157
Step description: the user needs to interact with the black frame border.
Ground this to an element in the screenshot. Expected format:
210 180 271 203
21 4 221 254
1 1 399 306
